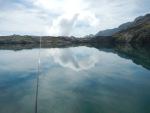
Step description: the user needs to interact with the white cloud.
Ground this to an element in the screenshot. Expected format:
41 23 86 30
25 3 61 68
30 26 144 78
47 14 79 36
0 0 149 36
0 6 49 35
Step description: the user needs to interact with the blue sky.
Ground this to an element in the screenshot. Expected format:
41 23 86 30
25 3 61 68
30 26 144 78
0 0 149 36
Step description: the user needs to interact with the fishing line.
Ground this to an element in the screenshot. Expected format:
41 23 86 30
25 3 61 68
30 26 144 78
35 36 42 113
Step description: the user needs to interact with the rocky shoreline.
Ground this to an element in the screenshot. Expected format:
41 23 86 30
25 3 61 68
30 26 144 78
0 35 114 45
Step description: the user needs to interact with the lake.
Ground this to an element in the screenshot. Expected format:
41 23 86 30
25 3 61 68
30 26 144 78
0 44 150 113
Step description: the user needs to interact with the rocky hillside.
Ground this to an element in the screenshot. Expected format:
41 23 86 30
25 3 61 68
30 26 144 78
95 13 150 44
113 14 150 44
0 34 113 46
96 14 150 37
0 35 40 44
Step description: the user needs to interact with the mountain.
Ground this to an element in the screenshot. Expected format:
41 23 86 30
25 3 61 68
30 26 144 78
96 14 150 37
114 14 150 44
95 22 133 36
95 28 119 36
95 13 150 44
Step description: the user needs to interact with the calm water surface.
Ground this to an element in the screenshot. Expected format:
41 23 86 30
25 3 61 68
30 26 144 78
0 46 150 113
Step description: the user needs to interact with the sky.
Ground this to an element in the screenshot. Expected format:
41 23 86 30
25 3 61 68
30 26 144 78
0 0 149 37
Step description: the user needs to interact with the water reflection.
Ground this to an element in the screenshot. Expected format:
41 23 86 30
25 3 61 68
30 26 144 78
0 49 39 113
0 45 150 113
38 46 150 113
44 47 100 71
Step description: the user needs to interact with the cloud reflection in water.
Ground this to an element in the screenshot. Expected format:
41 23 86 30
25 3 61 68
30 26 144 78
45 47 100 71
